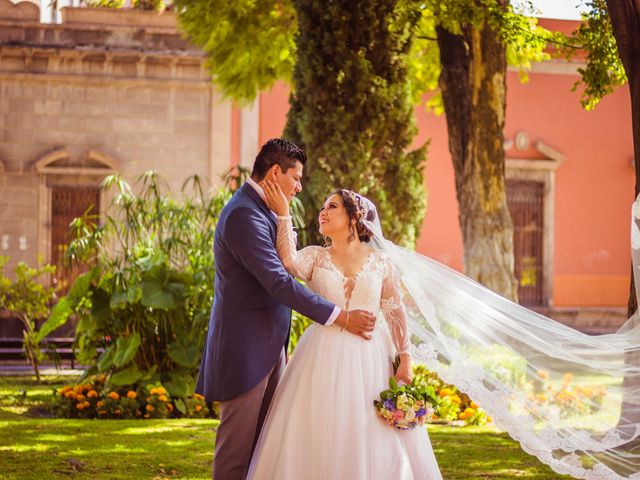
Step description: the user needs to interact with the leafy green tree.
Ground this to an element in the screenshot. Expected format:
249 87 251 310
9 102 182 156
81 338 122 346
177 0 427 246
0 257 57 382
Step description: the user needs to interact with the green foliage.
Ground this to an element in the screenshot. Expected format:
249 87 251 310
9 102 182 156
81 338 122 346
175 0 297 103
0 257 58 382
555 0 627 110
409 0 551 114
53 172 230 399
84 0 125 8
286 0 427 246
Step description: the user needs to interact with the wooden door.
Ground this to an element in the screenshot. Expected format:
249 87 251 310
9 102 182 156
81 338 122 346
507 180 546 306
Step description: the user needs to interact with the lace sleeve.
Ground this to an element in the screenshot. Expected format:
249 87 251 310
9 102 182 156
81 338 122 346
275 216 318 282
380 254 411 356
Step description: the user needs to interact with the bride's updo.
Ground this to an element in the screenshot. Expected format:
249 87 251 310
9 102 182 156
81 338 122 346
334 189 375 243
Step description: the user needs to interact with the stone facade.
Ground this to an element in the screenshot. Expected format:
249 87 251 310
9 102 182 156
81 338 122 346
0 2 234 271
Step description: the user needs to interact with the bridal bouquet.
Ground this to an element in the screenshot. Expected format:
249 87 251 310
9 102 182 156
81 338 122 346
374 376 438 430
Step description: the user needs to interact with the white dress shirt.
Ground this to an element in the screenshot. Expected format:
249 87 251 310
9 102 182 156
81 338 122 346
245 179 340 326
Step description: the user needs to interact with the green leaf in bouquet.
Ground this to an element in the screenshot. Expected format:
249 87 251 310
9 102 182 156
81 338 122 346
389 377 399 390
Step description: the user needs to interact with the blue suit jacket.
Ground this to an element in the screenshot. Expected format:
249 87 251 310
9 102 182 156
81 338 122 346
195 183 335 402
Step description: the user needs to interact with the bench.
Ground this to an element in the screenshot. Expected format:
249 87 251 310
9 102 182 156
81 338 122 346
0 337 77 368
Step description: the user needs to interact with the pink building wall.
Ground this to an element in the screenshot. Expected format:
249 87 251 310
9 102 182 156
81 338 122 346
256 20 635 309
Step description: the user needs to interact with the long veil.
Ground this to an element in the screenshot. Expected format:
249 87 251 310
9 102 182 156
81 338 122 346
359 195 640 479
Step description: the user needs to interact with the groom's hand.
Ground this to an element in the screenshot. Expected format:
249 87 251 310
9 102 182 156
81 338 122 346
335 310 376 340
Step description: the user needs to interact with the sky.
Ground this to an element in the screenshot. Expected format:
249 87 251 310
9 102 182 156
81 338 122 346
528 0 582 20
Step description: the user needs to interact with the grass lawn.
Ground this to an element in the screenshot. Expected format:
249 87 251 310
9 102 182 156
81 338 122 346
0 376 568 479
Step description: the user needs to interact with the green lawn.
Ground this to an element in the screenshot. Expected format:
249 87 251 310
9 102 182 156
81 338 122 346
0 376 567 479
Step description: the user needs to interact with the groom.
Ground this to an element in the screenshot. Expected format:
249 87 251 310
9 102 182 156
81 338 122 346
195 138 376 480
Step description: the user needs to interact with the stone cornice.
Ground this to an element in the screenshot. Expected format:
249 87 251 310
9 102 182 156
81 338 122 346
0 43 209 84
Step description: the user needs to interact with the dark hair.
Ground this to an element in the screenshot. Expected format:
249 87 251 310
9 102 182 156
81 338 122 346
334 189 374 243
251 138 307 180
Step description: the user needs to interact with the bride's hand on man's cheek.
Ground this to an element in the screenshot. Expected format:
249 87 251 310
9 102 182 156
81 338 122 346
263 181 289 216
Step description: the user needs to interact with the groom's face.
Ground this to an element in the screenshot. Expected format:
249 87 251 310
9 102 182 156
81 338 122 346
275 161 304 201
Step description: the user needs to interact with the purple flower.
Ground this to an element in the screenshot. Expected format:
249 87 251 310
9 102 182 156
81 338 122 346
416 408 427 417
384 399 396 411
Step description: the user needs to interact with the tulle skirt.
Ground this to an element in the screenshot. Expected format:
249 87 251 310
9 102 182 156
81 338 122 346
247 323 442 480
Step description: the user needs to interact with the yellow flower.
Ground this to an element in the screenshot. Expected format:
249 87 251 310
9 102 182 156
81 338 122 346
470 402 479 409
87 390 98 399
108 392 120 401
158 395 168 402
194 394 204 401
536 394 548 403
451 395 462 405
146 404 155 412
563 373 574 385
150 388 159 395
156 387 167 396
127 391 137 399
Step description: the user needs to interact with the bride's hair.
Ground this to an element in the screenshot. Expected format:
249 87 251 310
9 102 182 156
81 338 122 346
334 189 374 243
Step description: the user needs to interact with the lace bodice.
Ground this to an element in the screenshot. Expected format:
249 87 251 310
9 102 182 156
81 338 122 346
276 217 410 355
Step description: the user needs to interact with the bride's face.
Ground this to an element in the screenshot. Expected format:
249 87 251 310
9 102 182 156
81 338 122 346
318 194 351 238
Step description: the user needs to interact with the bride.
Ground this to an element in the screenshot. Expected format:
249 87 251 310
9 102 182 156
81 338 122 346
247 185 443 479
251 182 640 480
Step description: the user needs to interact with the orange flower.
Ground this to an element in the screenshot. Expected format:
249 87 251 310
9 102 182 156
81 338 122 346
76 403 85 410
76 394 86 402
167 404 174 412
96 374 107 383
438 388 454 397
65 391 77 400
127 391 137 399
470 402 479 409
144 413 150 418
108 391 120 401
87 390 98 399
536 370 549 380
96 400 105 408
146 404 155 412
158 395 168 402
195 405 203 412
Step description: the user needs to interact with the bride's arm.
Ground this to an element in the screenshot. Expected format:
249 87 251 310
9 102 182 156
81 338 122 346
381 255 412 383
276 215 318 282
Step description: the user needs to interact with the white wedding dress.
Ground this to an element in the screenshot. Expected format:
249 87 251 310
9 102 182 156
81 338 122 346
247 217 442 480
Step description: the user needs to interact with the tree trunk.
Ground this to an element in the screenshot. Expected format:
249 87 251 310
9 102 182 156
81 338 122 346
284 0 427 247
606 0 640 428
436 6 519 301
